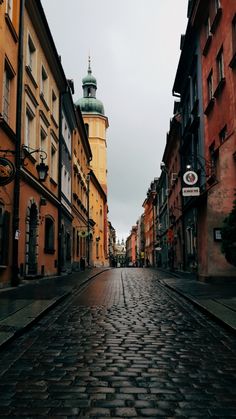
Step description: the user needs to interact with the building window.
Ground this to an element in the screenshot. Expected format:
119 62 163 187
40 127 47 160
52 90 57 120
3 67 11 123
230 14 236 68
27 34 36 76
216 47 224 83
205 16 211 39
40 65 48 101
233 15 236 54
214 0 221 11
209 143 218 179
6 0 12 19
219 124 227 144
50 145 57 180
25 107 35 148
207 70 214 101
44 217 55 253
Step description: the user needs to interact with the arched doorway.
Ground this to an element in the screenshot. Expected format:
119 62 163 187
26 203 38 276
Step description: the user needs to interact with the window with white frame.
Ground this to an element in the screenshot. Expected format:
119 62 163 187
25 106 35 148
6 0 13 19
205 16 211 39
27 34 36 76
207 70 214 101
214 0 221 11
216 47 224 83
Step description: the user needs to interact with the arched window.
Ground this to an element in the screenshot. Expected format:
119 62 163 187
44 217 55 253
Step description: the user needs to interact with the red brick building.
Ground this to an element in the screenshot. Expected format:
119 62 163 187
197 0 236 280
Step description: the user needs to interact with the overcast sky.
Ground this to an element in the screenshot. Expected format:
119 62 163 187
41 0 188 241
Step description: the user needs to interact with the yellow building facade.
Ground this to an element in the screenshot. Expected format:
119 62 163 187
76 60 109 266
71 107 92 269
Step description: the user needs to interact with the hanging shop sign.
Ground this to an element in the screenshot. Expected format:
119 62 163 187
182 187 200 196
183 170 198 186
182 170 199 196
0 157 16 185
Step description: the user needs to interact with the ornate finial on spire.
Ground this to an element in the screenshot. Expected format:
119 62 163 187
88 55 91 74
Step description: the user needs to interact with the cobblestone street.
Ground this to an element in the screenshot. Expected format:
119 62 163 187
0 268 236 418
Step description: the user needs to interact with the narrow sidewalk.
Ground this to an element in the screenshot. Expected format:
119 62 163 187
0 267 110 349
157 268 236 333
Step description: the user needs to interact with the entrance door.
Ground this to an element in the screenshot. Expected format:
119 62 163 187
28 204 38 275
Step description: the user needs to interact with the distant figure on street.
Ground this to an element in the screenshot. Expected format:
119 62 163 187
146 258 150 267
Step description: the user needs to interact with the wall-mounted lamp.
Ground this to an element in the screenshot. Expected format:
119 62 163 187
22 145 48 182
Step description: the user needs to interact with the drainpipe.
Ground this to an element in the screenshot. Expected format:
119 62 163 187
12 0 24 286
57 92 62 276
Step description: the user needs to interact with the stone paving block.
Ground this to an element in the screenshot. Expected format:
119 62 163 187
115 407 138 417
0 269 236 418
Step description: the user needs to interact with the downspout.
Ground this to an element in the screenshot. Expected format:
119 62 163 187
57 92 62 275
87 170 90 266
12 0 24 286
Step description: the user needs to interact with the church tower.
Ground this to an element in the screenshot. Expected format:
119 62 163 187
76 58 109 194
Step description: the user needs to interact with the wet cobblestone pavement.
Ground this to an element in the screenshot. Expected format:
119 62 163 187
0 268 236 418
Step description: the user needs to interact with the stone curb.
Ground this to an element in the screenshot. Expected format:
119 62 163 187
162 281 236 334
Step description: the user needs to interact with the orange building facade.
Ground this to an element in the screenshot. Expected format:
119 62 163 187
0 0 20 286
15 0 68 280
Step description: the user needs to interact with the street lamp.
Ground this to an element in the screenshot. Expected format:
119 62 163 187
22 145 48 181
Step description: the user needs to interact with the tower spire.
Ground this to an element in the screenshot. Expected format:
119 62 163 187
88 55 92 74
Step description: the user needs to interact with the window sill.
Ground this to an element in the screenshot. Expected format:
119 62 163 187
25 65 38 89
203 34 212 56
0 115 16 140
51 114 59 129
5 13 18 42
214 77 226 98
40 92 50 112
44 249 55 255
211 7 222 34
50 177 57 186
204 97 215 115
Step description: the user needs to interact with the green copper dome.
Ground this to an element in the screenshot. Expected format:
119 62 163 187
76 97 105 115
76 57 105 116
82 72 97 87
